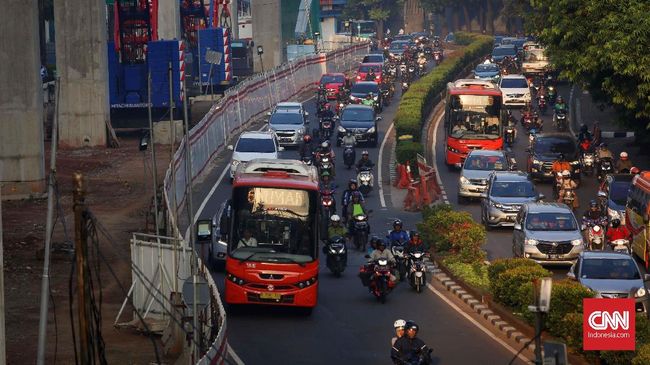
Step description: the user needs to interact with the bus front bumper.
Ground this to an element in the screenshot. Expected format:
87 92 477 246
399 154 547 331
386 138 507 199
224 280 318 307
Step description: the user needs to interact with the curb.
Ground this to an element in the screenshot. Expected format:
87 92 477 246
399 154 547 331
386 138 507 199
429 263 536 352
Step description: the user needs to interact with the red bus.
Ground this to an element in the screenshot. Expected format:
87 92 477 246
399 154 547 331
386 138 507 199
223 159 320 312
445 79 504 167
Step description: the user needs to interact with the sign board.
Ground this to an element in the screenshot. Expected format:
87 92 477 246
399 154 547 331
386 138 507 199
205 50 223 65
542 340 567 365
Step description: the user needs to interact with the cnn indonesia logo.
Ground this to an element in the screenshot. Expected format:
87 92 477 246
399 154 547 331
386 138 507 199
583 298 636 351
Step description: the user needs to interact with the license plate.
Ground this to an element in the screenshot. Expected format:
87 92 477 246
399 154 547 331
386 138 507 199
259 292 282 300
281 138 292 142
547 254 561 260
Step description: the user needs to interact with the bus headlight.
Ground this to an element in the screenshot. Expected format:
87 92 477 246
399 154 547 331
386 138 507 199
226 272 247 286
635 288 647 298
296 276 318 289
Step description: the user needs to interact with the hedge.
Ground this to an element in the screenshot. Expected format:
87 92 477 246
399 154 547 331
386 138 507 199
395 140 423 165
491 264 551 308
442 257 490 291
487 258 541 285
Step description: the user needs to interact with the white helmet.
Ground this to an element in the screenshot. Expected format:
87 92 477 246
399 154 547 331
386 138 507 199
593 225 602 233
562 170 571 177
330 214 341 222
394 319 406 329
620 152 628 159
321 141 329 149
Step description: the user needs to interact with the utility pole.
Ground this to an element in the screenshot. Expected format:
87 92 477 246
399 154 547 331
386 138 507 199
37 77 61 365
169 62 178 237
0 163 7 365
147 72 160 236
73 172 91 365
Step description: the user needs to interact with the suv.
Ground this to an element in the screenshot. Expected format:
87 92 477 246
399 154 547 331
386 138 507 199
491 44 518 63
356 63 383 84
388 40 409 59
458 150 516 203
349 81 382 112
362 53 385 65
480 171 543 229
336 105 379 147
499 74 531 107
598 174 633 224
319 73 348 100
228 131 282 179
267 109 308 147
568 251 649 312
527 133 580 181
512 202 584 265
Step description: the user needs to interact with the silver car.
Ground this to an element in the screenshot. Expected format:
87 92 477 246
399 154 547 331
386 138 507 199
207 200 231 268
568 251 649 313
512 202 584 265
267 109 307 146
458 150 515 203
480 171 543 228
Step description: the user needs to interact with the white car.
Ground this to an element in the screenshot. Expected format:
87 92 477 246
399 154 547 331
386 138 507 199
228 131 283 179
499 74 531 107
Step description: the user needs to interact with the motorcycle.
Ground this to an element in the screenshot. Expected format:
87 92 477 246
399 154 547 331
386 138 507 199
562 188 577 210
505 124 516 147
323 236 347 277
320 187 336 221
598 157 613 181
391 244 408 282
581 152 595 176
521 112 534 130
547 86 557 105
357 167 374 195
528 128 538 149
582 218 607 250
359 259 395 303
351 213 370 252
611 239 631 255
538 95 547 114
402 80 410 92
343 144 356 169
433 50 442 65
554 110 568 132
408 251 427 293
315 152 334 176
319 117 334 140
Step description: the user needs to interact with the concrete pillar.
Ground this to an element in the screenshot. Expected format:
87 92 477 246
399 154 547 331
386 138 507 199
403 0 425 34
158 0 181 40
252 0 282 72
0 0 46 198
229 0 239 39
54 0 108 148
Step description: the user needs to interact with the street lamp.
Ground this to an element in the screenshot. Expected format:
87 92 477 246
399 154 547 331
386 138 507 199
313 31 320 53
257 45 264 73
345 19 352 45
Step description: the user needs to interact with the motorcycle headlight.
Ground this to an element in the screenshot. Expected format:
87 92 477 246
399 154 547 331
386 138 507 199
532 159 541 165
367 126 376 133
459 176 470 185
373 96 378 101
338 126 346 133
571 239 583 246
475 75 481 79
525 239 538 246
635 288 647 298
570 160 580 165
355 215 366 221
360 175 370 182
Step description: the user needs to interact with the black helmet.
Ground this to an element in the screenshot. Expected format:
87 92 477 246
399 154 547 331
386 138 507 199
611 219 621 228
349 179 358 188
580 124 588 133
369 235 382 245
377 239 386 249
558 153 565 161
393 219 403 228
589 200 599 210
406 322 419 332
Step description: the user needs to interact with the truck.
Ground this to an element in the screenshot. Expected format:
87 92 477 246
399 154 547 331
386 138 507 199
521 42 550 76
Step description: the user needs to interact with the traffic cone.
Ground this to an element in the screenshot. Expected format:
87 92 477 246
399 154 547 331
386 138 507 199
420 175 432 206
426 170 442 195
396 164 411 189
405 161 414 182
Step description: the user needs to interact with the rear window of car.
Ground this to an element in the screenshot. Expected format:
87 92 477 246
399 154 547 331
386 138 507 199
609 181 631 206
269 112 303 125
341 108 374 121
359 65 381 73
362 55 383 63
351 83 379 94
236 137 276 153
390 41 409 50
476 64 499 73
492 47 517 57
320 75 345 84
490 181 536 198
500 78 528 89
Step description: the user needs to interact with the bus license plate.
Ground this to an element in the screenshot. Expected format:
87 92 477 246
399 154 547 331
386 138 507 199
547 254 561 260
260 292 282 300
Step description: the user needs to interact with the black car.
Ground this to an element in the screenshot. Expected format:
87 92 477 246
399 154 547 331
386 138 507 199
349 81 382 112
527 133 581 181
336 105 380 147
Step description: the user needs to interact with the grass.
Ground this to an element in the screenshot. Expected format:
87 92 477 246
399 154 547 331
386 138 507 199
442 257 490 291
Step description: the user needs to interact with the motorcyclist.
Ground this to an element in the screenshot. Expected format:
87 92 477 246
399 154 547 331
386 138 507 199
582 200 605 224
365 68 377 82
615 152 633 173
631 167 641 175
319 171 336 190
356 150 375 170
299 134 314 159
392 319 406 346
368 240 397 284
554 96 568 114
320 103 336 121
558 170 579 208
405 231 427 254
388 219 410 245
592 121 602 146
391 322 432 365
578 124 592 144
551 154 572 175
327 214 348 239
596 143 613 160
362 93 375 107
342 131 357 147
341 179 364 221
346 191 368 224
606 218 630 243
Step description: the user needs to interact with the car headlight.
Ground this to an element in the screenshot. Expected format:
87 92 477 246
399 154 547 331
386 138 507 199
217 239 227 246
367 126 376 133
635 288 647 298
490 201 505 210
338 126 346 133
494 74 500 79
231 159 241 168
608 208 621 220
475 75 481 79
571 239 583 246
532 159 541 165
525 239 538 246
459 176 469 185
570 160 580 165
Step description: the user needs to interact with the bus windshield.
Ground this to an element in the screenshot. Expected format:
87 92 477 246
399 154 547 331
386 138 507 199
447 94 501 139
524 49 547 62
229 186 317 263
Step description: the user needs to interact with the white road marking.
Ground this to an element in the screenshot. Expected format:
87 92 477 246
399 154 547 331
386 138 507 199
431 112 450 204
378 122 395 208
427 283 530 364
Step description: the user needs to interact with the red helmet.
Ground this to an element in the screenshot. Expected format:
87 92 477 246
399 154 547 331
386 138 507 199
303 135 312 143
630 166 640 174
324 103 331 110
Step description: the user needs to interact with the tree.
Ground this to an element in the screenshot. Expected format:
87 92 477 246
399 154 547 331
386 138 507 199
342 0 404 37
529 0 650 128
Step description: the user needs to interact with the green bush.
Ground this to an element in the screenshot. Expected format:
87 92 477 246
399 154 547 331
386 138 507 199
632 343 650 365
443 257 490 291
395 140 423 165
602 315 650 364
491 265 551 308
545 280 594 336
418 208 486 263
487 258 541 286
421 203 453 221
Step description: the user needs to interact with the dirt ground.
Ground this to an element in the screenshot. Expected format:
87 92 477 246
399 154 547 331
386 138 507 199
2 138 176 364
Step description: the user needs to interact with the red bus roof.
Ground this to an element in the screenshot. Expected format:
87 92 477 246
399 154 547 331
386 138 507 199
447 79 502 96
232 159 319 191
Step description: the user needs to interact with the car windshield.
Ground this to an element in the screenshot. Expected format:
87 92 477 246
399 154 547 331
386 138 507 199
351 83 379 94
359 65 381 73
363 56 382 63
500 78 528 89
342 108 374 121
464 155 507 171
390 42 408 50
609 182 631 206
526 212 577 231
534 138 576 155
321 75 345 84
581 258 640 280
524 49 547 62
236 138 276 153
492 47 516 57
269 112 303 125
476 64 499 73
491 181 536 198
229 187 316 263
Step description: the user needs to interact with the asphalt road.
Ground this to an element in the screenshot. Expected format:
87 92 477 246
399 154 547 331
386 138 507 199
183 61 530 364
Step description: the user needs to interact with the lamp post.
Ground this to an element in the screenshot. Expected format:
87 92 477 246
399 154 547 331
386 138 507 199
345 20 352 45
257 45 265 73
313 31 320 53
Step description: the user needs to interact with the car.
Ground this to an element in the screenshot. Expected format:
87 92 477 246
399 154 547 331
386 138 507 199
208 200 230 267
567 251 649 312
499 74 531 107
473 63 501 83
362 54 385 65
349 81 382 111
526 133 581 181
598 174 633 224
228 131 283 178
480 171 543 228
491 44 518 63
493 35 505 46
457 150 516 203
512 202 585 265
388 40 410 59
271 101 309 119
319 73 348 100
356 62 383 83
267 109 308 147
336 105 380 147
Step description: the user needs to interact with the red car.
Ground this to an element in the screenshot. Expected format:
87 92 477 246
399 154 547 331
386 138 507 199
319 73 347 100
355 63 383 84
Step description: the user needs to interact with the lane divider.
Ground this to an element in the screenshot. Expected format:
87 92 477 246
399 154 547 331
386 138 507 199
431 112 449 204
378 122 395 208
